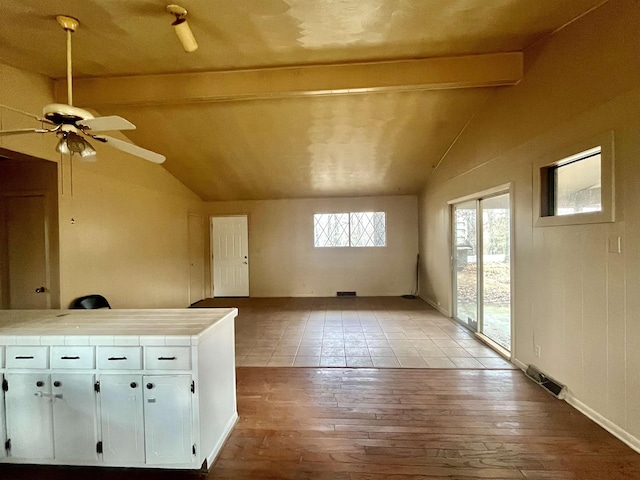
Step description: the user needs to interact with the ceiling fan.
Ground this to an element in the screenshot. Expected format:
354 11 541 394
0 15 165 164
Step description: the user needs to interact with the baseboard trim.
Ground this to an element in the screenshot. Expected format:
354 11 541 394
510 360 639 453
511 358 527 371
564 393 640 454
421 296 450 317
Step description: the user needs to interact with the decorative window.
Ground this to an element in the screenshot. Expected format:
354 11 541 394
314 212 386 247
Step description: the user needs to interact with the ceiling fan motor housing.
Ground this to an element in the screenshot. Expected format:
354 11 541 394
43 103 94 125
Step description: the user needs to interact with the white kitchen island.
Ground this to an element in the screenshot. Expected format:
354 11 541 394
0 308 238 470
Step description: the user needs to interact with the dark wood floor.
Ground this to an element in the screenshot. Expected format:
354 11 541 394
4 367 639 479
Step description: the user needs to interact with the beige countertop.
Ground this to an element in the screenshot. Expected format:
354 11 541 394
0 308 238 345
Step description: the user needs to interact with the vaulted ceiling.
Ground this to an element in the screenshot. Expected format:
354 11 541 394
0 0 604 200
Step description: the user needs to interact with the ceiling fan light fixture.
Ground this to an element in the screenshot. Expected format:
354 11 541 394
167 4 198 52
66 132 87 153
55 136 70 155
80 139 97 162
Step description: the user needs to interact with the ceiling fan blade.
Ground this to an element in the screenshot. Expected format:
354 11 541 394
100 135 166 164
0 103 55 125
78 116 136 132
0 128 54 137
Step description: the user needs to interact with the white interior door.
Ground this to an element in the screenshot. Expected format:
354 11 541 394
211 215 249 297
5 195 50 309
188 213 205 305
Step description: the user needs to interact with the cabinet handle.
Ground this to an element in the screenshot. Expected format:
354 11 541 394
36 381 45 387
53 381 61 387
108 356 127 361
15 356 34 359
130 382 138 389
60 356 80 360
157 356 177 360
146 383 154 389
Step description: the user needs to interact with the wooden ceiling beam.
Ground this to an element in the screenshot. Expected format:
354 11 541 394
57 52 522 107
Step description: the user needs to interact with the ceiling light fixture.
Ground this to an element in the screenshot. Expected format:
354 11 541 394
56 131 97 161
79 140 97 161
55 135 70 155
167 4 198 53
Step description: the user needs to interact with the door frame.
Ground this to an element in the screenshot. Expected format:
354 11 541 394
187 212 205 306
0 191 56 309
448 183 515 358
209 214 249 298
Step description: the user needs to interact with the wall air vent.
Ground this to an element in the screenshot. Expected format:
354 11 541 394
525 365 566 399
336 291 356 297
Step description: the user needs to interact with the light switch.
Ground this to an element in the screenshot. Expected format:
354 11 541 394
608 236 621 254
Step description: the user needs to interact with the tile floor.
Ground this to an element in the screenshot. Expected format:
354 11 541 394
193 296 516 369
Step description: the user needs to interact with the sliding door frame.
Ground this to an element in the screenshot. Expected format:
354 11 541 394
448 183 515 358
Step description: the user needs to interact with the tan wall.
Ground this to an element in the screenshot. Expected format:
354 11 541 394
1 64 204 309
205 196 418 297
419 0 640 445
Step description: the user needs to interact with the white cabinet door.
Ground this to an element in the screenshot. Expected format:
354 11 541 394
143 375 193 465
51 374 98 462
5 374 54 459
0 375 6 459
99 374 145 465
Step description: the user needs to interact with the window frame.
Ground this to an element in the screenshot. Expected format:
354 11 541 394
534 131 615 227
313 211 387 248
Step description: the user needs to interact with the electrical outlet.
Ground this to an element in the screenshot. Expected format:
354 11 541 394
534 345 541 358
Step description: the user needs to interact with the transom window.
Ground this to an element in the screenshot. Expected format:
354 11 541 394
314 212 386 247
541 146 602 217
535 132 614 227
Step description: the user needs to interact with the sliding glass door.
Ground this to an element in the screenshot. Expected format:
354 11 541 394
453 201 478 330
453 192 511 352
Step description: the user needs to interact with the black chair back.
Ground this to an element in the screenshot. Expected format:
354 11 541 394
70 294 111 309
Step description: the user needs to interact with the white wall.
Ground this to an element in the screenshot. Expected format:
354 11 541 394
0 63 204 309
419 0 640 448
205 196 418 297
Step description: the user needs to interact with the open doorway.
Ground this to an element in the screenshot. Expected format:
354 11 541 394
452 190 512 355
0 149 60 309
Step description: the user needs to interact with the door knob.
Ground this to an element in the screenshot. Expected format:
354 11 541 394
35 287 46 293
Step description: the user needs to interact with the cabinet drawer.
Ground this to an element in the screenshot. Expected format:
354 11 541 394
51 346 95 369
144 347 191 370
6 346 49 369
97 347 142 370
